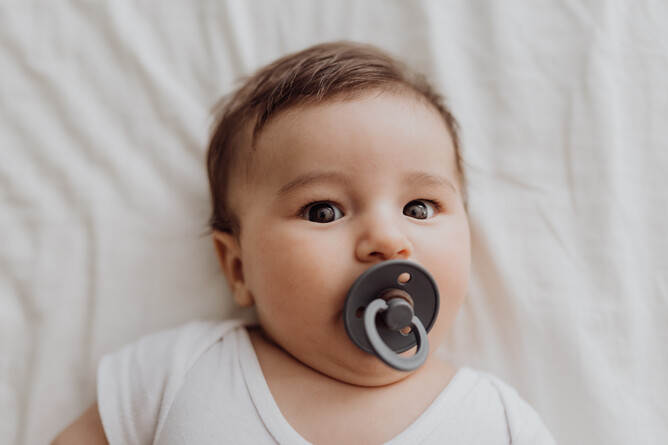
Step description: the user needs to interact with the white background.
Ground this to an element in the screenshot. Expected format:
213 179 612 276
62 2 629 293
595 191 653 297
1 1 666 444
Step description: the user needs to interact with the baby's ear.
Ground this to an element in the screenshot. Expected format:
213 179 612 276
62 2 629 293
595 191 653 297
211 231 254 307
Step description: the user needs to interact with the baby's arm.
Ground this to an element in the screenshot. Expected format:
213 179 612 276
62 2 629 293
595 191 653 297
51 403 108 445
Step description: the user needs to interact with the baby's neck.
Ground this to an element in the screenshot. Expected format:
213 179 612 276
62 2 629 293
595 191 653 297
248 327 457 444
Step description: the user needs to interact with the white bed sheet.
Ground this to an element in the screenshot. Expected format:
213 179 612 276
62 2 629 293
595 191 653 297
1 1 667 444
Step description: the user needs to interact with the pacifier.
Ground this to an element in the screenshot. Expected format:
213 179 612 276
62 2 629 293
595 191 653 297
343 260 440 371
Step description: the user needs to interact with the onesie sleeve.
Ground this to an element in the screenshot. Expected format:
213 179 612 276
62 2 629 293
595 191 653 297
487 375 558 445
97 320 242 445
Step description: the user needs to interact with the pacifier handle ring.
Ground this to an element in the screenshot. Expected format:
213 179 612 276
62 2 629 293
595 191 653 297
363 298 429 372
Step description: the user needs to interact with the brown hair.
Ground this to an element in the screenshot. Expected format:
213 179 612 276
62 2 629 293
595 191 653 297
207 41 462 234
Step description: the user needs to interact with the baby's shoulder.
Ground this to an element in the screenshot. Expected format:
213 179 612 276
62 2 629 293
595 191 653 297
450 367 528 409
97 319 248 445
438 367 556 444
110 319 244 370
137 318 243 353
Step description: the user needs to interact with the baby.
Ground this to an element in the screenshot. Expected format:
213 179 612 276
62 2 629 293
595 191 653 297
54 42 555 444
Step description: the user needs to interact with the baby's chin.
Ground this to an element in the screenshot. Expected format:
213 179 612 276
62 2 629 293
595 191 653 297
284 329 453 387
299 347 422 387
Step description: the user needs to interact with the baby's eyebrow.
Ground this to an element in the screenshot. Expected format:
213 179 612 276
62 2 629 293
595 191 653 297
275 171 347 198
276 170 457 198
404 171 457 193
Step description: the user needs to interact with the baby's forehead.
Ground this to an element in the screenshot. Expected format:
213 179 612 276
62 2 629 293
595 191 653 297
224 89 462 217
244 91 454 173
254 89 443 144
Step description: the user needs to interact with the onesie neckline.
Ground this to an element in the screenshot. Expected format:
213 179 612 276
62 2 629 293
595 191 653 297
236 324 474 445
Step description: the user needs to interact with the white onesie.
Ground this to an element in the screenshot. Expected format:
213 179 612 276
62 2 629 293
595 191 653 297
97 320 556 444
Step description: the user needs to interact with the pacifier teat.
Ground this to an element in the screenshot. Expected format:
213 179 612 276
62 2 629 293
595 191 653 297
343 260 440 371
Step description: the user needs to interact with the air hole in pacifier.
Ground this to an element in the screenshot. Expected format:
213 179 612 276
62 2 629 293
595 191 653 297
400 326 412 336
355 306 365 319
397 272 411 285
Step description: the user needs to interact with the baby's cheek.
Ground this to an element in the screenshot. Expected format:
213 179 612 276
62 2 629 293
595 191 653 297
430 255 470 322
250 232 333 296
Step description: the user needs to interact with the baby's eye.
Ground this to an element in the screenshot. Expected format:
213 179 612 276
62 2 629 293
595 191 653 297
302 202 344 223
403 200 435 220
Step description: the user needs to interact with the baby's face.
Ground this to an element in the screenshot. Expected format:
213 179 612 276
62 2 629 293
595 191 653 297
221 91 470 385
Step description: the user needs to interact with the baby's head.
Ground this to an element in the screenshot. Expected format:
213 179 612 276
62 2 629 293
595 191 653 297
207 42 470 385
208 42 465 235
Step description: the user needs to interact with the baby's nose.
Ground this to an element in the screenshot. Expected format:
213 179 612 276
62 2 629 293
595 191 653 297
355 218 413 262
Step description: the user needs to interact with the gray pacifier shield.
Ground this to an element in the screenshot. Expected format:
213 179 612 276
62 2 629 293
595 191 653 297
343 260 440 355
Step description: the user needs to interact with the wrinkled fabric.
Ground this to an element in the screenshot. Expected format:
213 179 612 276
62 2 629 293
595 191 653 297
1 1 667 444
98 320 555 445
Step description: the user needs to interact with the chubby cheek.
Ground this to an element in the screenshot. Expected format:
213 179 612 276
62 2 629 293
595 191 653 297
422 225 471 340
241 224 351 322
423 262 469 351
